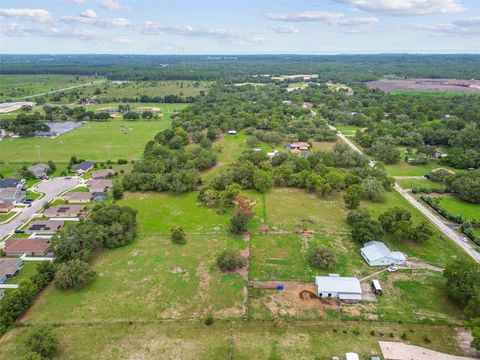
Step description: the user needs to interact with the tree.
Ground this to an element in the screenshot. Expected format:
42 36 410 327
413 221 433 242
55 260 96 290
393 220 414 242
253 169 274 193
217 250 246 272
371 141 401 164
308 246 337 269
343 184 365 209
465 289 480 320
170 226 186 244
450 171 480 203
25 325 58 359
443 260 480 306
362 177 385 202
112 182 123 200
230 195 255 234
378 207 412 233
429 168 451 182
47 160 56 172
347 209 384 244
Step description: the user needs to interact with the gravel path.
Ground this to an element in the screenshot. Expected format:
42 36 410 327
379 341 477 360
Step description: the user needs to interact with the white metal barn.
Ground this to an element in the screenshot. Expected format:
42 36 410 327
361 241 406 267
314 274 362 301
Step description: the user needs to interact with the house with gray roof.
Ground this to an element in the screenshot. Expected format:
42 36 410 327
0 258 23 284
27 163 50 179
361 241 406 267
315 274 362 301
0 188 25 204
72 161 95 175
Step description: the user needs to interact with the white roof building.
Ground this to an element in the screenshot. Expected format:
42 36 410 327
314 274 362 301
361 241 406 267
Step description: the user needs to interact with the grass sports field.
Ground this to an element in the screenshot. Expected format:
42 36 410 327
0 104 187 163
0 75 100 101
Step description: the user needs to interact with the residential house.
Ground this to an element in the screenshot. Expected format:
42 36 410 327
72 161 95 175
0 258 23 284
87 179 113 193
0 200 14 213
27 163 50 179
314 274 362 301
64 192 93 203
5 238 51 257
287 142 310 151
0 178 25 189
267 150 279 159
0 188 26 204
43 205 85 218
91 169 116 179
26 220 64 234
361 241 406 267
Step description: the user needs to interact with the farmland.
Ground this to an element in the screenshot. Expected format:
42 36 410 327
366 78 480 94
0 75 101 101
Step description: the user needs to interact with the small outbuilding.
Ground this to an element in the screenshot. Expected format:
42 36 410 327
361 241 406 267
228 130 237 135
314 274 362 301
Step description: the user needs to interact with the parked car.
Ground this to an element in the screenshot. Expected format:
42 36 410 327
460 237 468 243
14 229 25 234
388 266 398 272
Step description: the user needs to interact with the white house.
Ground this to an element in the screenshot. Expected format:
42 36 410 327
314 274 362 301
361 241 406 267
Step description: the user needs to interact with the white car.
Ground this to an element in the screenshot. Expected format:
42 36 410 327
388 266 398 272
460 237 468 243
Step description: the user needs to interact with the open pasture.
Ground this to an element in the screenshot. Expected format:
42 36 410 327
0 75 100 101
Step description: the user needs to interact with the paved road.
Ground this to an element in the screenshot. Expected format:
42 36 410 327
15 80 105 100
0 177 81 240
329 125 480 264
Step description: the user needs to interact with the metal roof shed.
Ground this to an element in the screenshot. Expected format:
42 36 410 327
314 274 362 301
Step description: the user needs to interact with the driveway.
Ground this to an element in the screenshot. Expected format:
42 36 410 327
379 341 476 360
329 124 480 264
0 177 81 240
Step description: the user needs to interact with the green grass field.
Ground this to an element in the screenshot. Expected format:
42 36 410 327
434 195 480 221
93 80 212 99
0 117 175 163
391 89 480 97
0 322 464 360
385 161 456 177
395 178 446 191
0 75 100 101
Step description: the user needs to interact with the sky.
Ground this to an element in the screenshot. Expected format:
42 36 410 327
0 0 479 54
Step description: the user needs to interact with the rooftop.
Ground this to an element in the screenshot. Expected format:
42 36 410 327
5 238 51 254
315 275 362 294
361 241 406 262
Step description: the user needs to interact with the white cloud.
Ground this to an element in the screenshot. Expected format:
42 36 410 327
1 21 131 44
61 15 131 27
269 25 299 34
138 21 266 44
0 8 53 23
99 0 129 10
80 9 97 18
336 0 466 16
70 0 85 4
265 11 378 26
415 17 480 36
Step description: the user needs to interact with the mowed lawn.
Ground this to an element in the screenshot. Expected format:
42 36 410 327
21 192 247 324
385 161 456 177
0 118 171 163
395 178 446 191
0 74 99 100
0 322 464 360
434 195 480 221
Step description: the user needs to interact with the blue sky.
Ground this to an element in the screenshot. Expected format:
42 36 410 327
1 0 479 54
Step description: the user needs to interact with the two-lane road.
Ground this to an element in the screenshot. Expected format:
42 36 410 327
329 125 480 264
0 177 82 240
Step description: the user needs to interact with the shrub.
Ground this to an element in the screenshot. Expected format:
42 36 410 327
170 226 186 244
55 260 96 290
25 325 58 359
217 250 245 272
204 315 214 326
